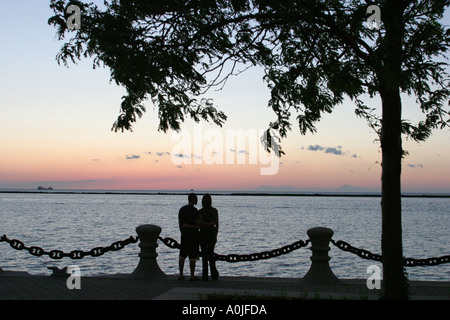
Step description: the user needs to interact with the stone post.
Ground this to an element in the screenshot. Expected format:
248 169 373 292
301 227 339 283
130 225 165 279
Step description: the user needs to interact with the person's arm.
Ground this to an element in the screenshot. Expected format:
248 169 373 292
194 214 203 229
198 220 214 227
180 217 196 229
214 209 219 232
196 212 214 228
183 222 200 229
182 212 202 229
178 212 184 232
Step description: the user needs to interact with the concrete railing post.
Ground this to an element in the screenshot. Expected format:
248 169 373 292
130 224 165 279
301 227 339 283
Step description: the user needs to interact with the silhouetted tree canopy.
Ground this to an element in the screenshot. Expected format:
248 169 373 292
49 0 450 299
49 0 449 138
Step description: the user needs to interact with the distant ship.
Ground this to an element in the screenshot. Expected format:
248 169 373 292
37 186 53 190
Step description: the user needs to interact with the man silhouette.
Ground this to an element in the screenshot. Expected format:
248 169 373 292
178 193 201 280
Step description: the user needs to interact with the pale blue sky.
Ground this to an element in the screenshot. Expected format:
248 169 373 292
0 1 449 193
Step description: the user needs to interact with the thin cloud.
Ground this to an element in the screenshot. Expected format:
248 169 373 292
147 151 203 160
305 145 360 158
407 164 424 168
126 154 140 160
229 149 250 155
173 153 190 158
307 145 325 152
324 146 343 156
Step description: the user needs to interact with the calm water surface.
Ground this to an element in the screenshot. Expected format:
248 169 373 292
1 192 449 281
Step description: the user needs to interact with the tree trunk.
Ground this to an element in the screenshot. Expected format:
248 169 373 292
380 87 407 300
378 1 408 299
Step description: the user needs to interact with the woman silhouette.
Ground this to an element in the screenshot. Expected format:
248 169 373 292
198 194 219 281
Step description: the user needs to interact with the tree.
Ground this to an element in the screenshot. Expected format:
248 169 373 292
49 0 450 299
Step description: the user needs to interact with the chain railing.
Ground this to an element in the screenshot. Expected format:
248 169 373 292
331 239 450 267
158 236 310 263
0 234 139 260
2 232 449 268
331 239 382 262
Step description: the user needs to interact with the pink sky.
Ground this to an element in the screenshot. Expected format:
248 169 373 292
0 2 449 193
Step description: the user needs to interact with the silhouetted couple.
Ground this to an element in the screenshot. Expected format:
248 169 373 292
178 193 219 281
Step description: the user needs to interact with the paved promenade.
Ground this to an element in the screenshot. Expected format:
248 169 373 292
1 270 449 300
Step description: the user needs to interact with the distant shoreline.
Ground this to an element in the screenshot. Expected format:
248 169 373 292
1 190 449 198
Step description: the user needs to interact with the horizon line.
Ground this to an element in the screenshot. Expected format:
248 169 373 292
1 188 449 198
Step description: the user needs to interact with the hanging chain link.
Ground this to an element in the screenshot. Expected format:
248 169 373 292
404 255 450 267
331 239 382 262
158 236 181 250
331 239 450 267
2 233 449 267
215 239 311 263
1 234 139 260
158 236 310 262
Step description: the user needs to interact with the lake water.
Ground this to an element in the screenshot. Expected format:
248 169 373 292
1 191 449 281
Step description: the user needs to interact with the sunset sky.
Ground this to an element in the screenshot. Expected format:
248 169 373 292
1 1 449 193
